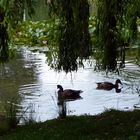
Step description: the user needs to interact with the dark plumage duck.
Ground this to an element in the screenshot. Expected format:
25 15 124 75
57 85 83 100
96 79 122 91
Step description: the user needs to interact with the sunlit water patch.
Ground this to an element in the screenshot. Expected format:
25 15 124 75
0 47 140 123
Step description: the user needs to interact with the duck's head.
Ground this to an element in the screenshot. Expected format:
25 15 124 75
57 85 63 91
115 79 122 85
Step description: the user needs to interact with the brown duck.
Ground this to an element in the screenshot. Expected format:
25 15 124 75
96 79 122 91
57 85 83 99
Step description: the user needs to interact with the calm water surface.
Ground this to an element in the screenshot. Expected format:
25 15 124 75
0 47 140 123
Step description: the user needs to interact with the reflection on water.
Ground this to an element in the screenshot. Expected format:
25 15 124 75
0 47 140 123
58 100 67 119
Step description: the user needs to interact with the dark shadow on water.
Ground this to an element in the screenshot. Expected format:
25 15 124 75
96 87 122 93
115 88 122 93
57 96 82 119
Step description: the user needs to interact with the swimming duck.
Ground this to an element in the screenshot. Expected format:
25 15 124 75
96 79 122 91
57 85 83 99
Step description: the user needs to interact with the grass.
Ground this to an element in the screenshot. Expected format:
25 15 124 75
0 109 140 140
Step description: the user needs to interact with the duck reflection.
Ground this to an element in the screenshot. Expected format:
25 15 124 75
57 100 67 119
57 85 83 118
115 88 122 93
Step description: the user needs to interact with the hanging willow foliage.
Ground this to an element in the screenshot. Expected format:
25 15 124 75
96 0 140 70
0 6 9 62
0 0 35 26
126 0 140 43
48 0 91 73
96 0 125 70
0 0 36 62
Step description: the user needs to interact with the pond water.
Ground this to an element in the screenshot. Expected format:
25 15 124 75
0 47 140 123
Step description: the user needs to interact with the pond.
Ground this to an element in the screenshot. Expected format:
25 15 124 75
0 46 140 124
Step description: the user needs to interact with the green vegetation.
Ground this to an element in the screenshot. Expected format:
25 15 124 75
0 0 36 62
96 0 140 70
0 109 140 140
12 18 95 47
48 0 92 72
11 17 140 69
0 1 140 138
1 0 140 70
13 20 50 46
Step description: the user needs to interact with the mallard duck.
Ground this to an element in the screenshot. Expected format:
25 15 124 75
57 85 83 99
96 79 122 91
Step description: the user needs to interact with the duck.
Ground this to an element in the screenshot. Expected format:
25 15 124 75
57 85 83 100
96 79 122 91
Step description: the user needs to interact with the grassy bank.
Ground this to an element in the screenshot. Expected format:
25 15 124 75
0 109 140 140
